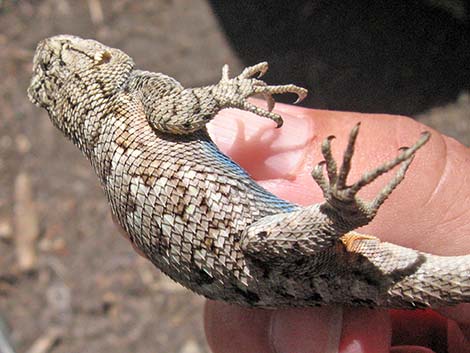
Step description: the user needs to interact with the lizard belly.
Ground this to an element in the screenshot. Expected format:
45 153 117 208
94 123 296 304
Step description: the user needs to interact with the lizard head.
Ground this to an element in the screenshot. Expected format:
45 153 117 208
28 35 135 140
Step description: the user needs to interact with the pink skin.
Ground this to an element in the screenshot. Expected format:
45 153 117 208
203 103 470 353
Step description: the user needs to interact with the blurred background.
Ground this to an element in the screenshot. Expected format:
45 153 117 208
0 1 468 352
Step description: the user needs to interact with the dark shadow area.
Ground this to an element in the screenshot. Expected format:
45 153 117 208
209 0 470 115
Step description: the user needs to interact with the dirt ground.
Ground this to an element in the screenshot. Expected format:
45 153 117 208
0 1 468 353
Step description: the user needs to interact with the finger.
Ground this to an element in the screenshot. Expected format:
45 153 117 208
271 307 392 353
269 307 345 353
208 103 470 342
390 309 447 350
205 302 393 353
204 301 272 353
209 101 470 255
447 319 470 353
339 308 392 353
208 101 319 203
438 304 470 348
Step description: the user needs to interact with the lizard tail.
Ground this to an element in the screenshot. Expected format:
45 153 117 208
346 236 470 308
385 245 470 308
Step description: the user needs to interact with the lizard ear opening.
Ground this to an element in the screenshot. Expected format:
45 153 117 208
93 49 135 96
93 50 112 65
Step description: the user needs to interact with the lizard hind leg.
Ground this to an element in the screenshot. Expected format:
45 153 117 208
311 124 431 231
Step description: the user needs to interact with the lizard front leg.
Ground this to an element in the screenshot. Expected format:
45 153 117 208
132 62 307 134
242 124 430 259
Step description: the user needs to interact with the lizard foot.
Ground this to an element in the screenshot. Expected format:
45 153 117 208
311 123 430 227
214 62 307 127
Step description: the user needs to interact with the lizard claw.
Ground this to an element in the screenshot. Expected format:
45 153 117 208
221 64 230 81
262 92 276 112
214 62 307 128
239 62 269 79
293 87 308 104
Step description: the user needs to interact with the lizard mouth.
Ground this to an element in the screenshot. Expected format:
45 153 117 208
27 35 76 109
28 39 60 109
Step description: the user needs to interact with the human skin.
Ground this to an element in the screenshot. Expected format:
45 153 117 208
203 103 470 353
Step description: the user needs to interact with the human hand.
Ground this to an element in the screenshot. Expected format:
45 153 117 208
204 103 470 353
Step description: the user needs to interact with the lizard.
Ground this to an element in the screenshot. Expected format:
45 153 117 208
27 35 470 309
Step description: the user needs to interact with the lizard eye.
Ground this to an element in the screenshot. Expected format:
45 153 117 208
93 50 112 65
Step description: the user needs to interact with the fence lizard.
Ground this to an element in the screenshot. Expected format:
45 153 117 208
28 35 469 309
